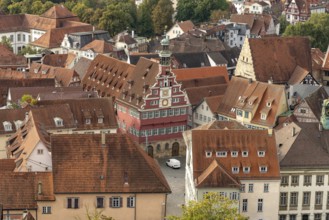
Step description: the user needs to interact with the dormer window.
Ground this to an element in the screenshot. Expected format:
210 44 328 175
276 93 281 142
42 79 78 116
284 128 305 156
54 117 63 127
232 167 239 174
243 166 250 173
242 151 248 157
216 151 227 157
14 120 23 130
98 118 103 124
258 151 265 157
266 98 274 107
231 151 238 157
261 113 267 120
3 121 12 131
86 119 91 124
259 166 268 173
205 151 212 158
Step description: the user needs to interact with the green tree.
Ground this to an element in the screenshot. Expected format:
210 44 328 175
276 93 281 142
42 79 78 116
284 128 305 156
175 0 196 22
151 0 174 35
8 2 22 14
21 94 37 106
279 15 289 35
98 1 136 36
283 13 329 51
0 0 12 13
210 9 230 22
18 46 40 55
137 0 159 37
0 36 12 51
167 192 247 220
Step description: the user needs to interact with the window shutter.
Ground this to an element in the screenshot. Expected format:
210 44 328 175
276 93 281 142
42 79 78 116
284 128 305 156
110 197 113 207
127 197 130 207
119 197 123 207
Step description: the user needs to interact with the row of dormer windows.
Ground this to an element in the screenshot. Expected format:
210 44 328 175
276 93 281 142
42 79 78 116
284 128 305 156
205 150 265 158
53 117 104 127
232 165 268 174
3 120 23 132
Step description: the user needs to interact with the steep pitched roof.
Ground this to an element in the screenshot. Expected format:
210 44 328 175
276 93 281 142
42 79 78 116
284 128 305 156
280 123 329 168
51 133 171 193
172 66 229 82
323 46 329 71
185 84 227 106
304 86 328 120
118 57 159 108
217 77 286 127
204 95 223 113
0 44 27 68
0 108 30 135
172 52 211 68
177 20 195 33
0 172 54 210
248 37 312 83
42 53 76 68
81 40 114 53
41 5 77 19
189 124 280 184
37 98 118 131
73 57 92 80
82 54 135 98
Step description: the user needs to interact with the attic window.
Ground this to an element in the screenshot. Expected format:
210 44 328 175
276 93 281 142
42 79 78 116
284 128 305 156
266 98 274 107
261 113 267 120
42 69 48 75
3 121 12 131
231 151 238 157
242 151 248 157
54 117 63 127
98 118 103 124
258 151 265 157
216 151 227 157
243 166 250 173
205 151 212 158
232 167 239 174
14 120 23 130
34 69 38 74
259 166 267 173
86 119 91 125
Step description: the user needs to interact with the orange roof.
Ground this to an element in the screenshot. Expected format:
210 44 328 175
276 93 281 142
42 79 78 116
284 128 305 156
81 39 114 53
41 5 77 19
177 20 195 33
172 66 229 82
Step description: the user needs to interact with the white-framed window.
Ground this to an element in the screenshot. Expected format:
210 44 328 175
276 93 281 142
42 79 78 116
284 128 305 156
127 196 135 208
67 197 79 209
231 151 238 157
14 120 23 130
261 113 267 120
241 184 245 192
150 100 158 105
53 117 64 127
230 192 239 200
42 206 51 214
37 149 44 155
259 166 267 173
257 199 263 212
242 151 248 157
264 183 269 192
110 197 122 208
205 151 212 157
85 118 91 124
3 121 12 131
172 97 180 103
242 199 248 212
248 184 254 192
243 166 250 173
96 197 104 208
258 151 265 157
232 167 239 174
216 151 227 157
152 89 158 95
98 118 103 124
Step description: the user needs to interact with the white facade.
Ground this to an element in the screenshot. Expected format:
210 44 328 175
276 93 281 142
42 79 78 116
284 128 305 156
240 179 280 220
193 101 216 128
279 170 329 220
232 0 245 14
249 2 270 14
166 24 184 40
20 141 52 172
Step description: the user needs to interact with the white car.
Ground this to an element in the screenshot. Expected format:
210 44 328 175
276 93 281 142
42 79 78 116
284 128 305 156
166 158 181 169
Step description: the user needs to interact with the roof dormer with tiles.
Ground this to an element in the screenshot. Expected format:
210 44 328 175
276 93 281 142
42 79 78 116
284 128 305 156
183 120 280 220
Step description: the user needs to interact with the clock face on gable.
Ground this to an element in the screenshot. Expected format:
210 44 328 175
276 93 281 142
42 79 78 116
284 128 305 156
162 99 168 106
163 89 169 97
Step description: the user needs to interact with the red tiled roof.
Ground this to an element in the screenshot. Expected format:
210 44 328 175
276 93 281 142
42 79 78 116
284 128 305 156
177 20 195 33
172 66 229 82
41 5 77 19
81 40 114 53
51 133 171 193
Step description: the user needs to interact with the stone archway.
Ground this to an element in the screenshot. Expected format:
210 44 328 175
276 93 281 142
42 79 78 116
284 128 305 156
172 142 179 156
147 145 154 158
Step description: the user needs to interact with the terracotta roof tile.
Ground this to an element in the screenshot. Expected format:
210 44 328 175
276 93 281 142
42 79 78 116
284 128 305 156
41 5 77 19
205 95 223 113
185 84 227 106
73 57 92 80
177 20 195 33
188 123 280 184
248 37 312 83
81 40 114 53
42 53 76 68
0 159 15 171
51 133 171 193
172 66 229 82
82 54 135 98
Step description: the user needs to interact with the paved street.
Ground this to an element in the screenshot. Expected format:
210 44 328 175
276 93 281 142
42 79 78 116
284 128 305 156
157 156 186 218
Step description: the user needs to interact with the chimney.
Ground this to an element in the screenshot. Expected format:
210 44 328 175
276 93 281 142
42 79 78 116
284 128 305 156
131 30 135 38
92 26 95 40
267 128 273 136
101 132 105 147
291 127 296 137
268 76 273 84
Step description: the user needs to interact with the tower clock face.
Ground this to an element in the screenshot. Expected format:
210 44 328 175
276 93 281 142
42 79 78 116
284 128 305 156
162 99 168 106
163 89 169 97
